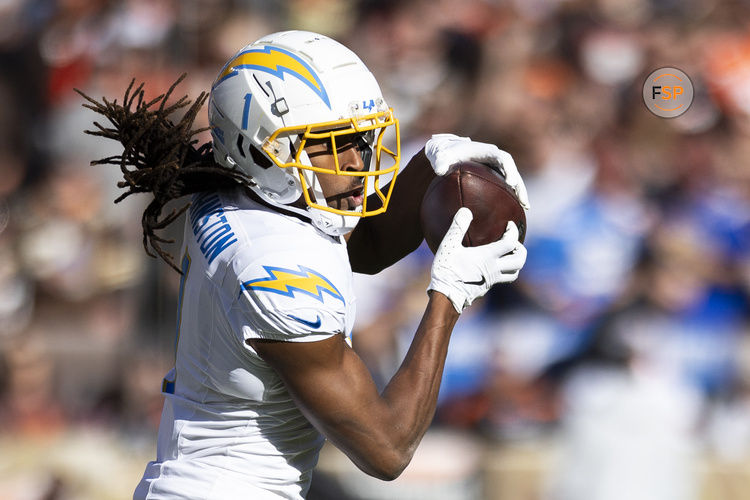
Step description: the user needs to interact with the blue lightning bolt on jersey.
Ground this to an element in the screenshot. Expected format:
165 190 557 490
135 186 356 500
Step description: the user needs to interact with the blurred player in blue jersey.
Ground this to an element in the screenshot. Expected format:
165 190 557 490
81 30 528 500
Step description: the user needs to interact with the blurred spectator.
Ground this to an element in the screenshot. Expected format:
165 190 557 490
1 0 750 498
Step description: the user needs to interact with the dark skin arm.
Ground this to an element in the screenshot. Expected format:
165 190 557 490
248 292 459 480
346 148 435 274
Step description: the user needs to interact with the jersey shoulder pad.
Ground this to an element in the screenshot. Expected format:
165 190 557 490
227 234 351 342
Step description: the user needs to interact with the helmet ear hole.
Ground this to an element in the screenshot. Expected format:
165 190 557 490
249 145 273 170
235 134 274 170
236 135 247 158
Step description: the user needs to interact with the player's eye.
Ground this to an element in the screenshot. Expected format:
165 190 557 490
304 131 371 159
304 137 328 149
331 134 367 154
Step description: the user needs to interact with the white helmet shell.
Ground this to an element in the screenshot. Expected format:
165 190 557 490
208 31 400 236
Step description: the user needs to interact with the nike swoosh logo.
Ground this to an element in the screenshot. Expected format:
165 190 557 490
287 314 322 329
462 277 486 286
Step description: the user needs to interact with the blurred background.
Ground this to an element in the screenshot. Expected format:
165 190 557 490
1 0 749 499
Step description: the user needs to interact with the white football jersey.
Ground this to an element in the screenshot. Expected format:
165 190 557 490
135 187 356 500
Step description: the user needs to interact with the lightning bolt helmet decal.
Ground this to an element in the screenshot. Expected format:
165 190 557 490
213 45 331 108
241 265 344 304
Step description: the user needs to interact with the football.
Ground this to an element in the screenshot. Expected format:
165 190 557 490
420 161 527 253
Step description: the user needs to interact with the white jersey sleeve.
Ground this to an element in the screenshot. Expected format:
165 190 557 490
226 249 350 343
194 188 355 346
183 188 355 347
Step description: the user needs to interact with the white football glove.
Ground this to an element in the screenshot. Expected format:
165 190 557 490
428 207 527 313
424 133 531 210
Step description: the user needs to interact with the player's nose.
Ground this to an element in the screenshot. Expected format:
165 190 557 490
339 145 365 173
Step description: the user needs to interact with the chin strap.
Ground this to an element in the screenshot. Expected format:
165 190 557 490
297 149 361 236
242 144 362 237
243 186 310 224
298 149 328 210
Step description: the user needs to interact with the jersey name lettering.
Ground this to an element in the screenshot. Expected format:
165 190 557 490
190 194 238 264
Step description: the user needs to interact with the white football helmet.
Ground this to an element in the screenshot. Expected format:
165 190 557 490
208 30 401 236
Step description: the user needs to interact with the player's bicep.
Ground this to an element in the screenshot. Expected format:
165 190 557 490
248 335 399 471
249 334 380 423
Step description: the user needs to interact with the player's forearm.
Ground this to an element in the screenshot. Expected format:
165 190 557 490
378 292 459 467
323 292 458 480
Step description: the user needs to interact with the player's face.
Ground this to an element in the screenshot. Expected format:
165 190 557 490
304 134 369 211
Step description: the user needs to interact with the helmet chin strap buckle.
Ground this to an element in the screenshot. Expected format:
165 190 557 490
316 213 333 228
309 207 360 237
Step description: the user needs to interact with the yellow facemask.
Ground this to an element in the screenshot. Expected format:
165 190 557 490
262 108 400 218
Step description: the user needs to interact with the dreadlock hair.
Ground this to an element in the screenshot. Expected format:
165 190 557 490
76 74 254 273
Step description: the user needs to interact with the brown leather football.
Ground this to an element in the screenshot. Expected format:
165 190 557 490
420 161 526 253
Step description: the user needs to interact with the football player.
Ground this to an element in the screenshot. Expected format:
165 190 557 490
82 30 528 500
